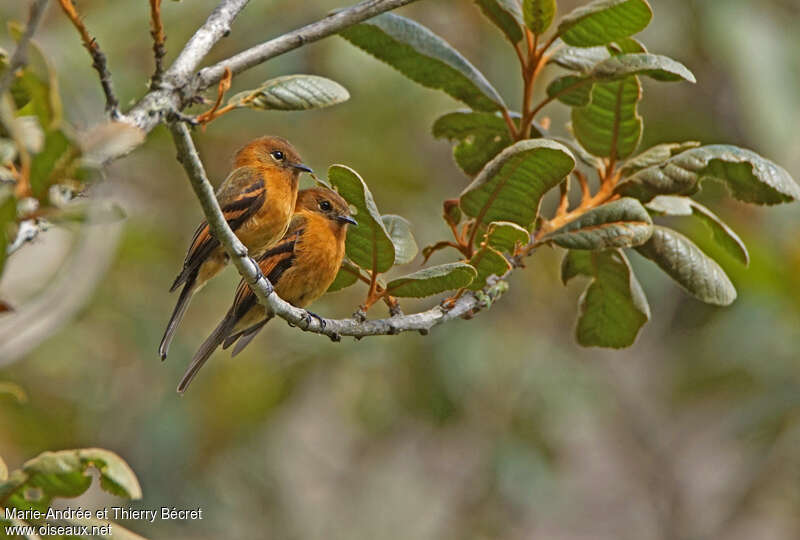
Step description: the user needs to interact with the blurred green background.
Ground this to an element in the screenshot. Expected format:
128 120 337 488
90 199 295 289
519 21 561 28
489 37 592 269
2 0 799 538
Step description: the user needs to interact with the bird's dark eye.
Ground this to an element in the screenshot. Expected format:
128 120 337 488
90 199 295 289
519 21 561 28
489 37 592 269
319 200 332 212
271 150 285 161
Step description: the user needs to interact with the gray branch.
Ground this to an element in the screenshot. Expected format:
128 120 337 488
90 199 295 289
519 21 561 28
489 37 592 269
163 0 250 87
0 0 49 96
168 122 508 341
122 0 421 135
193 0 420 92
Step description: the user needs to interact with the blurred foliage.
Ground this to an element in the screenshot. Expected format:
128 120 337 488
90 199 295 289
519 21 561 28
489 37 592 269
0 1 799 539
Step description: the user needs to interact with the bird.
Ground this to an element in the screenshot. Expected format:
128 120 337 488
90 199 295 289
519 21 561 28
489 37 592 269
176 186 357 394
159 136 311 360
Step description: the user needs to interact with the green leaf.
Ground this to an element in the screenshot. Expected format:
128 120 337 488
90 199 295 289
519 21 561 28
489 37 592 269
386 262 476 297
562 249 650 348
0 186 16 278
339 13 505 111
592 53 695 82
523 0 557 34
12 69 60 130
615 145 800 205
540 197 653 249
432 111 513 176
460 139 576 229
546 75 593 106
228 74 350 111
572 76 642 159
620 141 700 176
645 195 749 265
635 226 736 306
549 43 610 72
6 449 141 512
327 259 362 292
475 0 524 44
468 246 511 290
558 0 653 47
328 165 395 273
610 37 647 54
485 221 530 253
382 214 418 264
443 199 462 226
548 54 693 109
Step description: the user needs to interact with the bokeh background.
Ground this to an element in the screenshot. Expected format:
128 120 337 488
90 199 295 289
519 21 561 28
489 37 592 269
2 0 799 538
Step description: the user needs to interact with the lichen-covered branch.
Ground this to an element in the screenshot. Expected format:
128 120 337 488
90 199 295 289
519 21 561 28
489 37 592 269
0 0 49 97
168 121 507 341
56 0 120 117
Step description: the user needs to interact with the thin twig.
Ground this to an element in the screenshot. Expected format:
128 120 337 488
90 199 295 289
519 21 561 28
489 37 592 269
56 0 120 117
195 67 232 125
0 0 50 97
148 0 167 88
167 121 508 340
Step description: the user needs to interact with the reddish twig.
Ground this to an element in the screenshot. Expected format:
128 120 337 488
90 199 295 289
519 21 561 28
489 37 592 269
148 0 167 87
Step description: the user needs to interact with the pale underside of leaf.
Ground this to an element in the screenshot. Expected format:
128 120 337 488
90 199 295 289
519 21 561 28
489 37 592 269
645 195 749 265
615 145 800 205
230 75 350 111
635 226 737 306
541 197 653 249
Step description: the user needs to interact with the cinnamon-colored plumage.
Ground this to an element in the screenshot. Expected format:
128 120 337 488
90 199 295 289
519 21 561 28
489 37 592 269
159 136 310 360
177 187 356 394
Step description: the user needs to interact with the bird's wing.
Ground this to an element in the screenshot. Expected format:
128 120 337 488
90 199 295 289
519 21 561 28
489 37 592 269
226 214 308 331
169 168 267 292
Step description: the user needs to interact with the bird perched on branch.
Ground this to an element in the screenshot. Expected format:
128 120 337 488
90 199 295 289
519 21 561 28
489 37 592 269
159 136 311 360
177 187 356 394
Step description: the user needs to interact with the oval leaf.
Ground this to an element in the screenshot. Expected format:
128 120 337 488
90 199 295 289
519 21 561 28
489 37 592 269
339 13 505 111
327 259 362 292
432 111 513 176
645 195 749 265
541 197 653 249
230 74 350 111
386 262 476 297
0 187 17 278
572 76 642 159
620 141 700 176
75 449 143 499
486 221 530 253
460 139 576 229
549 43 610 72
523 0 557 35
328 165 395 273
616 145 800 205
562 249 650 348
635 226 737 306
558 0 653 47
468 246 512 290
475 0 524 44
591 53 695 83
382 214 418 264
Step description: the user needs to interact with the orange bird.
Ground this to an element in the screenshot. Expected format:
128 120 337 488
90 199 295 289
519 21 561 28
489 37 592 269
160 136 310 360
177 187 356 394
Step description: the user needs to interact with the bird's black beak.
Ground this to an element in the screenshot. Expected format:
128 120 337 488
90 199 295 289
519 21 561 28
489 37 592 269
337 215 357 226
291 162 313 173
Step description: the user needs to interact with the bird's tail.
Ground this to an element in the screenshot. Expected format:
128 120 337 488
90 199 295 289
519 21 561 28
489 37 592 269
223 317 272 358
177 313 235 394
159 275 196 360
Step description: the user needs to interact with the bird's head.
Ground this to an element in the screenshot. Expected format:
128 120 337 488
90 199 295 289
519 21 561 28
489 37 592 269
296 187 357 231
233 136 312 177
